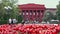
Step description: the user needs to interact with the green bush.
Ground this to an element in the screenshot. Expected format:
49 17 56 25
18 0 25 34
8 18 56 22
17 15 23 24
0 15 23 24
0 20 7 25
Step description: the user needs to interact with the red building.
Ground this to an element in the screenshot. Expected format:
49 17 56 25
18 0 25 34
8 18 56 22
19 4 46 23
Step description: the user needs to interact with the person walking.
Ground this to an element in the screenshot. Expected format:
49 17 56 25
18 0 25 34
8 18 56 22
13 19 17 24
9 18 12 24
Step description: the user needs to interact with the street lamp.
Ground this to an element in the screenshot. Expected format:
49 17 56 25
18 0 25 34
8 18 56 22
4 6 12 23
4 6 12 12
4 6 12 17
4 6 12 10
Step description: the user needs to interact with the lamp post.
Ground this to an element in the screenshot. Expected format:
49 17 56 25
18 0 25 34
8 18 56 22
4 6 12 24
4 6 12 18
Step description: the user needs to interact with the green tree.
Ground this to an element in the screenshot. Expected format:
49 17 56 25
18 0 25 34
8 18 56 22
0 0 23 24
53 15 57 20
56 1 60 22
0 0 10 24
43 11 54 22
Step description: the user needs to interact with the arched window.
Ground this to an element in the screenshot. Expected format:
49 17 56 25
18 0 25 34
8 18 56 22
30 10 32 15
26 10 28 15
34 10 36 15
22 10 25 15
37 10 40 15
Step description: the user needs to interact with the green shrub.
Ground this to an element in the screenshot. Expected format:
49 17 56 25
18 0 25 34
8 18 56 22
17 15 23 24
0 20 7 25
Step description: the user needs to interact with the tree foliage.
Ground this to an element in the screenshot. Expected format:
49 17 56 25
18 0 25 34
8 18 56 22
56 1 60 21
43 11 54 22
0 0 23 24
0 0 18 19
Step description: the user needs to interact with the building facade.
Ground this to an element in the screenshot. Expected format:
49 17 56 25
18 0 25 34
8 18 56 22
19 4 56 23
46 8 57 15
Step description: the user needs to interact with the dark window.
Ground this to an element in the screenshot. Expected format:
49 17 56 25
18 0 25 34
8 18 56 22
37 10 40 12
34 10 36 15
41 10 44 13
26 10 28 12
34 10 36 12
22 10 25 15
30 10 32 12
22 10 25 12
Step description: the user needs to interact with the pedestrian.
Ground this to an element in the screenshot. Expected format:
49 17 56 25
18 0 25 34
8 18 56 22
9 18 12 24
13 19 17 24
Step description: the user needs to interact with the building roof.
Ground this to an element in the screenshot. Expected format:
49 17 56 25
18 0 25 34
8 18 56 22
19 3 46 10
46 8 57 10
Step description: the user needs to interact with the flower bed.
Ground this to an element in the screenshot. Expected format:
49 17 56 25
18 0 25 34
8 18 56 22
0 24 60 34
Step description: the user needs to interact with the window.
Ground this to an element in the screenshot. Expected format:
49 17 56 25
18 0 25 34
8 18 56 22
37 10 40 15
30 12 32 15
41 13 42 15
26 10 28 12
37 13 38 15
47 13 49 15
33 12 35 15
26 12 28 15
23 12 24 15
26 10 28 15
34 10 36 15
22 10 25 15
30 10 32 15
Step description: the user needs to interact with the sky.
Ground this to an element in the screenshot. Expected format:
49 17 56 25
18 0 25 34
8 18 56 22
18 0 60 8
